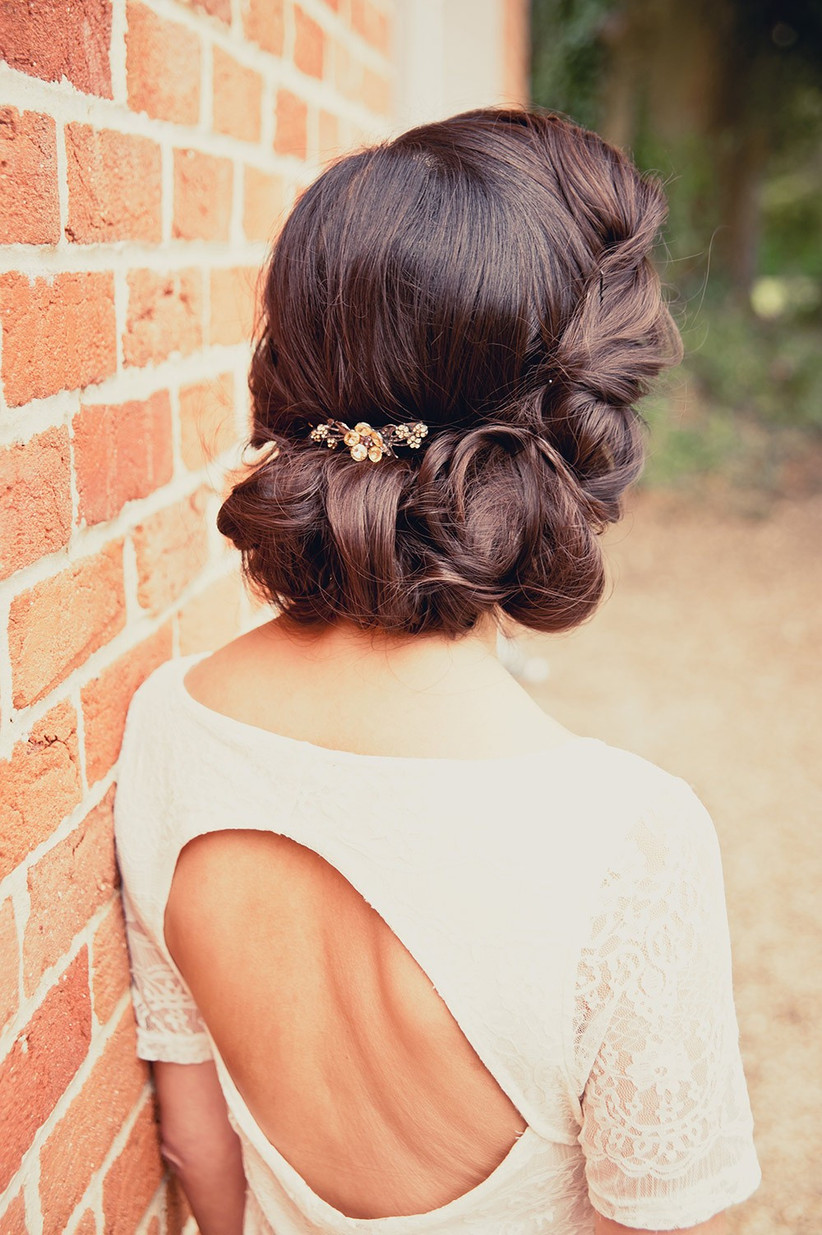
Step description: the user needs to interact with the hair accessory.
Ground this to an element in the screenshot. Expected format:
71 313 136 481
308 419 429 462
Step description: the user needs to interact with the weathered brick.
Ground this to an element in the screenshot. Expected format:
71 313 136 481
0 949 92 1194
0 272 116 407
274 89 309 159
209 265 258 346
294 6 324 78
243 165 287 241
0 1189 26 1234
213 47 263 143
241 0 284 55
179 373 237 470
73 1213 97 1235
178 572 245 656
351 0 390 55
181 0 231 20
126 1 200 125
101 1099 164 1235
81 625 172 785
0 899 19 1033
173 149 233 242
90 900 131 1026
23 789 118 997
123 269 203 368
8 543 126 709
0 108 59 244
318 110 341 163
133 491 210 614
0 427 72 581
73 393 174 527
360 65 391 115
0 0 112 97
0 700 82 882
65 125 162 245
39 1008 148 1235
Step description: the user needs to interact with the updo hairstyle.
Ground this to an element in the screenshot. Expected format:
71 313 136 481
217 108 682 635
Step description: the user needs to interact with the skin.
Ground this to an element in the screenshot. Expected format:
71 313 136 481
155 616 729 1235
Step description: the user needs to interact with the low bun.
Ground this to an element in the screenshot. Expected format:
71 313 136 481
218 108 682 636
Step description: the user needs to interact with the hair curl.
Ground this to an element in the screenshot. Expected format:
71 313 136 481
217 108 682 636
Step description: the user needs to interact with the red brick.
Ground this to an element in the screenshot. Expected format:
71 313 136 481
318 110 341 163
361 65 391 115
73 394 174 527
0 900 19 1033
351 0 390 55
275 89 309 159
209 266 258 346
181 0 230 19
0 0 112 97
243 165 286 241
241 0 284 55
178 572 245 656
0 701 82 882
0 1190 26 1234
133 491 210 614
65 125 161 245
101 1099 164 1234
8 542 126 709
0 428 71 581
294 6 324 78
0 272 116 407
123 269 203 368
81 625 172 785
180 373 236 470
0 949 92 1194
73 1213 97 1235
39 1008 148 1235
126 1 200 125
0 108 59 244
173 149 233 242
91 901 131 1026
213 47 263 143
23 789 117 997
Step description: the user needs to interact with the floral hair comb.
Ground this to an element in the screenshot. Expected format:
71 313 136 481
308 419 428 462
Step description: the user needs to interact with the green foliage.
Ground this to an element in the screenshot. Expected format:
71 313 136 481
530 0 822 494
530 0 612 126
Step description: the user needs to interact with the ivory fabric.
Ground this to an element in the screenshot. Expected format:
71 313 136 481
115 654 760 1234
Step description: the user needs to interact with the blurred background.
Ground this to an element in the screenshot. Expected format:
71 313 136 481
526 4 822 1231
533 0 822 502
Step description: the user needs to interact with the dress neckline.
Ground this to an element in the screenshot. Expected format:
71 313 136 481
173 651 596 768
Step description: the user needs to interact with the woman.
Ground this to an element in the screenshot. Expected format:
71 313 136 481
114 109 760 1234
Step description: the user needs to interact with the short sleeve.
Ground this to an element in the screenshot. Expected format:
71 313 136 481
121 888 213 1065
573 781 760 1230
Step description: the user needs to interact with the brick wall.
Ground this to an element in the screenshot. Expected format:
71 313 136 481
0 1 394 1230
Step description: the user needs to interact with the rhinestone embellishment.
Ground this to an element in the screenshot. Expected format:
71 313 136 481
308 419 429 462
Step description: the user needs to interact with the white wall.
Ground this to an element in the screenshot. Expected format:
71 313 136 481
393 0 524 131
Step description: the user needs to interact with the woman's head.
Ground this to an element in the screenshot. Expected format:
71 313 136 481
218 108 682 635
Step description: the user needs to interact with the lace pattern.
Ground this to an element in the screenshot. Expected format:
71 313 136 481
573 786 759 1226
122 888 212 1064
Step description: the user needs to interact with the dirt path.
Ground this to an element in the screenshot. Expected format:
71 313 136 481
522 491 822 1234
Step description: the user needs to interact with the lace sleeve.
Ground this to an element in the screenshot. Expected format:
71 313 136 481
122 888 213 1065
573 781 760 1230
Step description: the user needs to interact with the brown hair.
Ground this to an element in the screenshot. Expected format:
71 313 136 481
217 108 682 635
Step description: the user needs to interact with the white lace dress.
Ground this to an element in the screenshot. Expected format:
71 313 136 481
114 655 760 1234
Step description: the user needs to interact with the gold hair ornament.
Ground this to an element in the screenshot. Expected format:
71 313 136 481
308 419 429 462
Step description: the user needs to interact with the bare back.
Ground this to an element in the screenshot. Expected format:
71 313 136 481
163 621 569 1218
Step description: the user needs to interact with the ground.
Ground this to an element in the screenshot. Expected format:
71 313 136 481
523 490 822 1234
